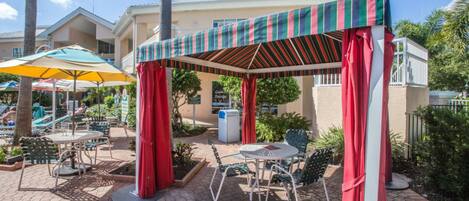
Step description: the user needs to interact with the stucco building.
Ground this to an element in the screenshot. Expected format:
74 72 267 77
0 0 429 141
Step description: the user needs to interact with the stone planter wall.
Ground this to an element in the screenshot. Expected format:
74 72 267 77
0 161 23 171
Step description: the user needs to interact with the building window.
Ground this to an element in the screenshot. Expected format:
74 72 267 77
212 18 246 27
211 81 230 114
97 40 115 54
12 48 22 58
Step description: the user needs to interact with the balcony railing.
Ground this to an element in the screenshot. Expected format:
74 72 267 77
314 37 428 87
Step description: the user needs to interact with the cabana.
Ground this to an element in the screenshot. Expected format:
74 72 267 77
135 0 393 200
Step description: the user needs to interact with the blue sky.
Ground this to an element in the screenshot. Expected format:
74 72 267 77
0 0 453 33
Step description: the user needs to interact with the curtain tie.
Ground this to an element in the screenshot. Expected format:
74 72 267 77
342 174 365 192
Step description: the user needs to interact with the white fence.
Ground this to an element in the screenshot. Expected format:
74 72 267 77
315 37 428 87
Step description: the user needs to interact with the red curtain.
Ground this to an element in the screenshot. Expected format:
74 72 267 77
341 28 373 201
241 75 257 144
137 61 174 198
379 30 395 201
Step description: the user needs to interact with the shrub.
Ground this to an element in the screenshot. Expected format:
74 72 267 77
414 107 469 200
0 149 5 163
314 127 407 166
10 147 23 157
85 104 106 117
172 142 195 167
127 98 136 129
104 95 115 108
256 112 310 142
314 126 344 165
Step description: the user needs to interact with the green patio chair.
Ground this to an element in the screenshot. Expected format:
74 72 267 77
18 137 73 190
208 140 255 201
262 129 309 180
84 122 112 164
265 148 333 201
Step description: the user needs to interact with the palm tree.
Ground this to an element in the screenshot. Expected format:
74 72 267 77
14 0 37 144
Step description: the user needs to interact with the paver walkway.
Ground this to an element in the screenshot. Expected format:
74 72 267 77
0 128 427 201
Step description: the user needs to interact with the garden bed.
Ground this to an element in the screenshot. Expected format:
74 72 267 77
0 161 23 171
105 158 206 187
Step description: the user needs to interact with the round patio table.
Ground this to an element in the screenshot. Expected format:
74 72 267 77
239 143 298 201
44 130 103 176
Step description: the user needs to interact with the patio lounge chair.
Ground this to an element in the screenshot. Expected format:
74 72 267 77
265 148 333 201
18 137 73 190
208 140 255 201
84 121 112 164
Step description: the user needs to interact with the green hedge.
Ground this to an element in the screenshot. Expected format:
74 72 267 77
256 112 310 142
414 107 469 200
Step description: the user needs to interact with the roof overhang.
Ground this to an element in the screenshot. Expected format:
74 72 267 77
39 7 115 38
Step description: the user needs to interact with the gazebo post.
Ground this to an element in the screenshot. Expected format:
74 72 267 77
364 25 386 201
134 73 141 195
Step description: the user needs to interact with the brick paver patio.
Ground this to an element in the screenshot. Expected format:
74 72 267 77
0 127 427 201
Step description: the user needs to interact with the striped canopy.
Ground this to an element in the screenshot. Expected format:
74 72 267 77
137 0 391 78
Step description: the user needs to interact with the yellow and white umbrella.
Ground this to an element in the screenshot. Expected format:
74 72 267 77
0 45 135 134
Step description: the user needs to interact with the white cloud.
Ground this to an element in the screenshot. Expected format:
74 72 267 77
50 0 72 8
0 2 18 20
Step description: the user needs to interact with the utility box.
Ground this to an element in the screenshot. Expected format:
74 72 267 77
218 109 240 143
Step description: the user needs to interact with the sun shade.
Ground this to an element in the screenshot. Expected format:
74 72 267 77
137 0 390 78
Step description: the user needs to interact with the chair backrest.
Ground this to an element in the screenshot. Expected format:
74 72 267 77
89 122 110 137
90 116 106 122
299 148 333 185
208 140 223 167
19 137 58 164
285 129 309 154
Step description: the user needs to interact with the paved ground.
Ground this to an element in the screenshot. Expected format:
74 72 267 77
0 127 427 201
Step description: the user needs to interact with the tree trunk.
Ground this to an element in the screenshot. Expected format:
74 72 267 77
14 0 37 144
161 0 173 145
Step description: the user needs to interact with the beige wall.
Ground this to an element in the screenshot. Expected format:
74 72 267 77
96 23 114 40
310 85 429 141
0 41 47 61
179 72 219 124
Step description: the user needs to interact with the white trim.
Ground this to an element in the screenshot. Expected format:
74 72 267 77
173 56 341 74
364 25 385 201
40 7 114 37
174 56 248 73
249 62 341 73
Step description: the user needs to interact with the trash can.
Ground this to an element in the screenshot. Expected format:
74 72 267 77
218 109 240 143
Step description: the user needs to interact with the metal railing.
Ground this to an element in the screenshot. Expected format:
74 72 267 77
314 38 428 87
406 104 468 159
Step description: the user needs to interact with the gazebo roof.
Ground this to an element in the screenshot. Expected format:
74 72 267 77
137 0 390 78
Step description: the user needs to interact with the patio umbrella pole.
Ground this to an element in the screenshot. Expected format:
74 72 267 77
96 82 100 118
52 79 56 132
72 72 77 136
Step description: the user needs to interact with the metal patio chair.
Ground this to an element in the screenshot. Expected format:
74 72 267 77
208 140 255 201
84 121 112 164
262 129 309 180
18 137 73 190
265 148 333 201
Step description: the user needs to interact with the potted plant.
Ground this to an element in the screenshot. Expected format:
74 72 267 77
0 146 24 171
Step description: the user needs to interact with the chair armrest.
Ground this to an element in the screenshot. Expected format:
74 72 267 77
220 153 243 159
270 164 296 183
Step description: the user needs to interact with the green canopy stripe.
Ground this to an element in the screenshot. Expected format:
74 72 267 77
137 0 389 63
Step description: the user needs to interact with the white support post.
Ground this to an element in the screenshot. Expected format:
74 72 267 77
364 25 385 201
134 71 141 195
52 79 56 132
132 15 140 195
